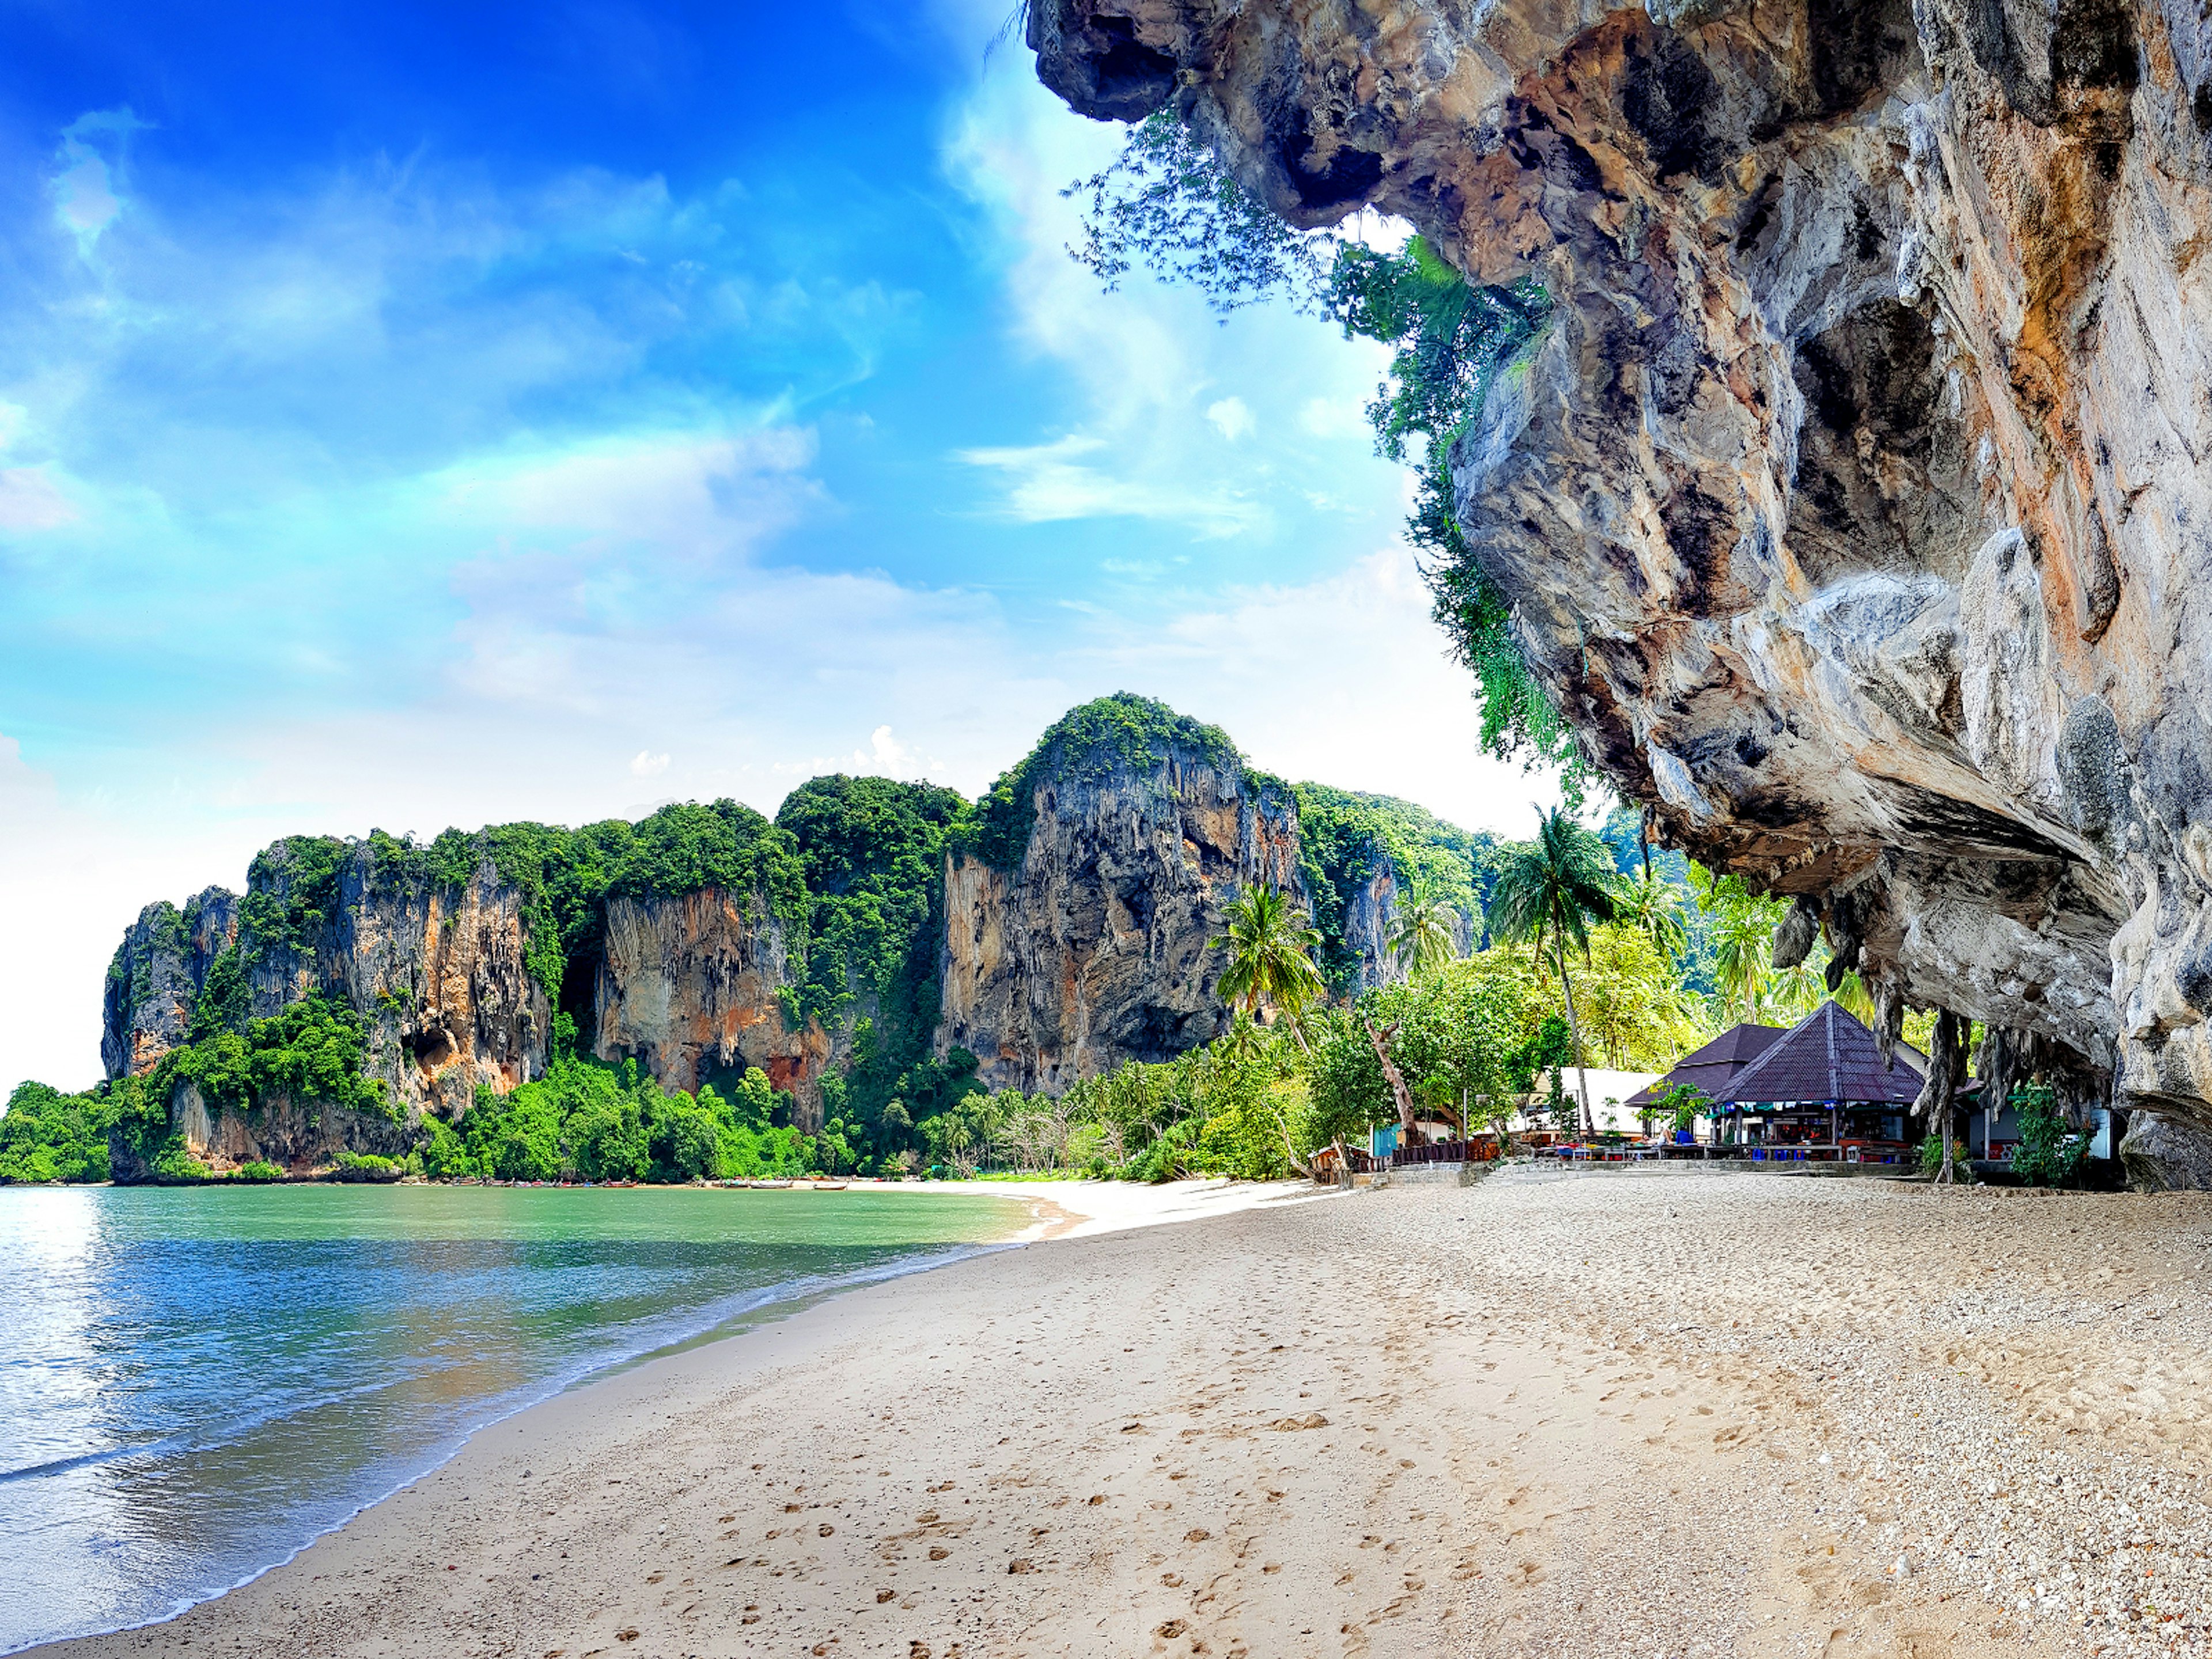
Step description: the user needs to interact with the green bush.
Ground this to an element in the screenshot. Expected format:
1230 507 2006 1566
151 1145 213 1182
419 1117 478 1180
1916 1134 1966 1177
2009 1082 2088 1188
234 1160 285 1183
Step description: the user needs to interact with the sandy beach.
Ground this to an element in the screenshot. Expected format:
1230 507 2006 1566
36 1165 2212 1659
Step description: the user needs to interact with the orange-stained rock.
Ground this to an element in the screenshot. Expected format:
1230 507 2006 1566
1031 0 2212 1183
591 888 833 1127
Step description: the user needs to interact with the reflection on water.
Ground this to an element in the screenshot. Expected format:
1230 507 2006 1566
0 1184 1022 1654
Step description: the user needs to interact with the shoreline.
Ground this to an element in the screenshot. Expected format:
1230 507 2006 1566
38 1169 2190 1657
15 1177 1321 1658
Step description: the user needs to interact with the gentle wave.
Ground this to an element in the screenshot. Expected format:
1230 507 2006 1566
0 1185 1024 1656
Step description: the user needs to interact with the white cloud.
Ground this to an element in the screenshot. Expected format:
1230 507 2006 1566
1063 544 1563 833
629 751 671 777
939 58 1396 546
1299 395 1371 440
1206 396 1253 441
956 434 1266 536
0 467 78 530
0 734 263 1092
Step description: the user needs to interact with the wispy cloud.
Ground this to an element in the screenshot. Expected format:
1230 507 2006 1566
955 434 1266 536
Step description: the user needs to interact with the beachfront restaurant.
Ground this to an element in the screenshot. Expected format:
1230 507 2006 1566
1705 1001 1926 1164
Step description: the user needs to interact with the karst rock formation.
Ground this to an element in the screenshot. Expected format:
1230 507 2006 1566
99 698 1452 1176
940 735 1302 1093
1031 0 2212 1184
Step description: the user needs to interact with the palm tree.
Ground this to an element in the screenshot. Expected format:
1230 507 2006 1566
1214 885 1327 1032
1387 876 1461 981
1615 869 1688 961
1486 808 1619 1136
1707 902 1775 1025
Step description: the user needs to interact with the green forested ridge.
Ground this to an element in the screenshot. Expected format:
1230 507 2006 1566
0 1081 113 1184
21 696 1516 1184
1293 783 1501 991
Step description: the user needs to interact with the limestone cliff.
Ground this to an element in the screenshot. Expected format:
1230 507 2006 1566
1338 864 1479 995
591 889 831 1120
1031 0 2212 1179
104 835 554 1168
101 888 238 1078
938 698 1304 1092
97 709 1474 1164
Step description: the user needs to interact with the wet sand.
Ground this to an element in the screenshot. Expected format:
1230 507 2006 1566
43 1165 2212 1658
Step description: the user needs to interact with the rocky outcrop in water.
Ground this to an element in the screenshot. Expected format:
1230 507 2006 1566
939 703 1304 1092
1029 0 2212 1182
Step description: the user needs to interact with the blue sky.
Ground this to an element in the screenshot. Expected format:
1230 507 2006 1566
0 0 1556 1087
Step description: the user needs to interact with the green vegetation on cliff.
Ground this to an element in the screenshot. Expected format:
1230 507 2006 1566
424 1028 812 1183
1294 784 1499 991
165 994 393 1121
948 692 1251 870
238 835 351 961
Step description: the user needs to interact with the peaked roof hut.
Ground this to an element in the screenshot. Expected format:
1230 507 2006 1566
1624 1022 1788 1111
1710 1001 1925 1108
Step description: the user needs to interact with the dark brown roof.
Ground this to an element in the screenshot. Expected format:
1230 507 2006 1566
1709 1001 1926 1108
1623 1023 1787 1109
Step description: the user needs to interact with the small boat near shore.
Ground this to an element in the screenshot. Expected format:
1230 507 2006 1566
810 1180 848 1190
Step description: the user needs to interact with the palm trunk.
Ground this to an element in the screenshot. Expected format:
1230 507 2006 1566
1556 936 1594 1139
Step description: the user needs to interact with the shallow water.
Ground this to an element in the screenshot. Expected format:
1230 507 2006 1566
0 1182 1024 1653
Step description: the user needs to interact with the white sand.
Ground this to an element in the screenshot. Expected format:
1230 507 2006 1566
48 1165 2212 1658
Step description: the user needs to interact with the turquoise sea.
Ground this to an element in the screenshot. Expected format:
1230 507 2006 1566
0 1183 1025 1654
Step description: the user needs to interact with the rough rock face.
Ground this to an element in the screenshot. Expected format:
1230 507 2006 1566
940 748 1303 1092
159 1081 414 1179
1339 866 1478 995
592 889 832 1123
101 888 238 1077
105 838 552 1126
1032 0 2212 1180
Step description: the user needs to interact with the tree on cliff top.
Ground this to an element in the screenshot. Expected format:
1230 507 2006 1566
1065 113 1581 803
1486 810 1619 1137
948 692 1260 872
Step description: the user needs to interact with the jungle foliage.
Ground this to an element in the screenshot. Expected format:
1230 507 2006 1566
946 692 1255 872
1066 112 1575 797
0 1081 113 1183
419 1035 813 1185
1293 783 1499 990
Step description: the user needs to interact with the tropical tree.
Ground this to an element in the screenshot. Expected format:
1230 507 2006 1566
1486 809 1619 1135
1214 885 1327 1033
1387 876 1461 981
1700 882 1778 1025
1573 924 1706 1069
1614 869 1690 962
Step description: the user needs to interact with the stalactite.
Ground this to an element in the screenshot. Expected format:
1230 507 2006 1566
1913 1010 1969 1184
